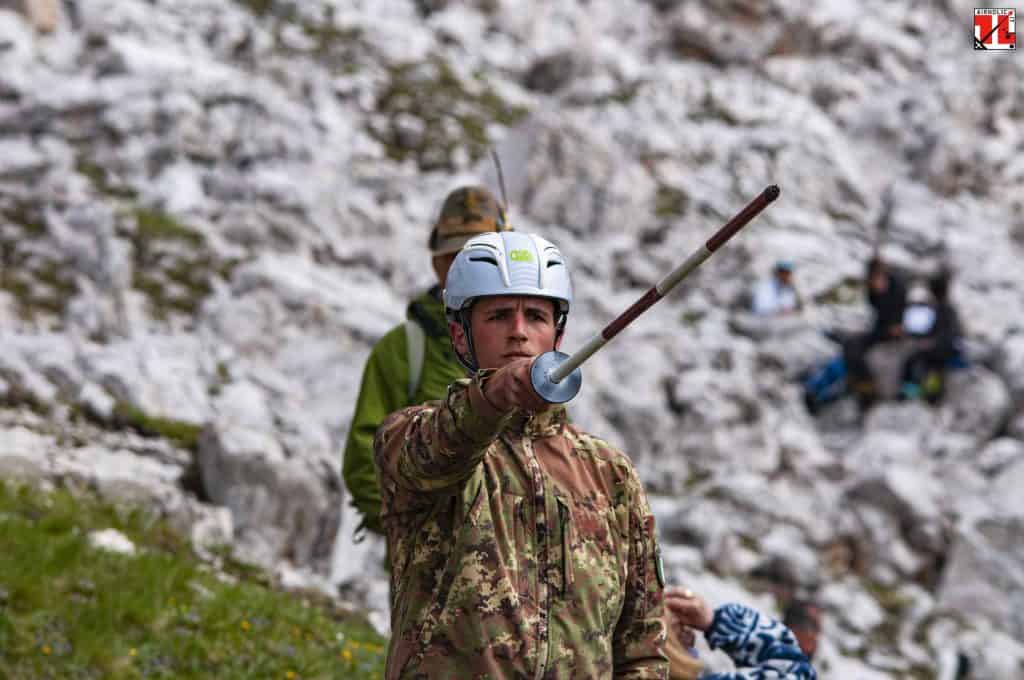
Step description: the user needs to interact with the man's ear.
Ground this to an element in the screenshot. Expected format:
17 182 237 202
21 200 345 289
450 320 468 356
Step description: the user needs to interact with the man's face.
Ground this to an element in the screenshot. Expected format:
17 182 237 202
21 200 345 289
450 296 562 370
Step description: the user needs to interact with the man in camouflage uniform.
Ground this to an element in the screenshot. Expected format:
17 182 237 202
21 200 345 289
343 186 510 536
374 232 668 679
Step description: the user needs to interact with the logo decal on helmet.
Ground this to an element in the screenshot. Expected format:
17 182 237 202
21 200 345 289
509 249 534 262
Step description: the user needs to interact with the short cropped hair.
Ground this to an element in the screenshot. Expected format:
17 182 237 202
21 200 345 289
783 600 821 630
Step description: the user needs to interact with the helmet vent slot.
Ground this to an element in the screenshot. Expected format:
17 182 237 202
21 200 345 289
469 256 499 266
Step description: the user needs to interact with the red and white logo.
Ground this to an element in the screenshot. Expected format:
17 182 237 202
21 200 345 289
975 8 1016 50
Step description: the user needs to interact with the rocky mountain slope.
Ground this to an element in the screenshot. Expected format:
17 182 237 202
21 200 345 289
1 1 1023 676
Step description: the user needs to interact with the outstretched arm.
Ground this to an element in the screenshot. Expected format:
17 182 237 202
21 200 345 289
374 369 514 495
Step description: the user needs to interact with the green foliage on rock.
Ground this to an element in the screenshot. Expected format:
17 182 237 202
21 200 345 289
813 276 862 306
75 157 138 200
130 209 236 322
111 401 203 453
655 185 689 218
135 210 205 248
369 56 529 172
0 200 78 323
0 482 387 679
233 0 275 16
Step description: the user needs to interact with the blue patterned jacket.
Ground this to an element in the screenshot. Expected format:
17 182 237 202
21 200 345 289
702 603 817 679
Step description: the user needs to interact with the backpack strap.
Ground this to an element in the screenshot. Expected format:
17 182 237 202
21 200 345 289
404 318 426 402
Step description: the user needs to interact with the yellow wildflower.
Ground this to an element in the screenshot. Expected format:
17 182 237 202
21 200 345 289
240 620 251 632
41 645 52 656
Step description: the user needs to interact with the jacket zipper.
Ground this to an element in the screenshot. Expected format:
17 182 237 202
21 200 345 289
524 437 550 680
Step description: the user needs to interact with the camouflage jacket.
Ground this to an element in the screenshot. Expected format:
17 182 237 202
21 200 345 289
374 370 668 680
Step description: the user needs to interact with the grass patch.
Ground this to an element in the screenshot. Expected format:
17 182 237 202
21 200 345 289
863 579 913 616
682 468 712 489
737 534 760 552
301 21 362 58
1 201 46 237
863 579 914 652
112 402 203 453
0 482 387 679
680 309 706 326
654 185 688 218
0 200 78 323
135 210 204 248
75 158 138 200
813 276 862 306
238 2 363 71
130 209 235 321
234 0 275 16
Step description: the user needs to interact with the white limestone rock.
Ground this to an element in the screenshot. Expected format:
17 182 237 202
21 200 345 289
88 528 137 556
0 426 54 480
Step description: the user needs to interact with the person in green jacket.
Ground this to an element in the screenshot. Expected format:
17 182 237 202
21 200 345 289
342 186 511 536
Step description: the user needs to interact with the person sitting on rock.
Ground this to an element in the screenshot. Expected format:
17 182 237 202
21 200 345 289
901 269 963 403
751 260 803 316
844 256 907 410
665 586 817 679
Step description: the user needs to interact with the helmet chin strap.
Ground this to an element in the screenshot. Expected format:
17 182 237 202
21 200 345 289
452 309 479 373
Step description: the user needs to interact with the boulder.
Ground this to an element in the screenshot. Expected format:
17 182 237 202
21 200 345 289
0 425 54 479
197 381 342 572
937 514 1024 641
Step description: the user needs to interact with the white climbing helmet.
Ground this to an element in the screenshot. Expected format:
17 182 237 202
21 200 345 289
443 232 573 370
443 231 572 316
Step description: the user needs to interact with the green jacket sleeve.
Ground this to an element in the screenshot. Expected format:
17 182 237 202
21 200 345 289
342 327 410 535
